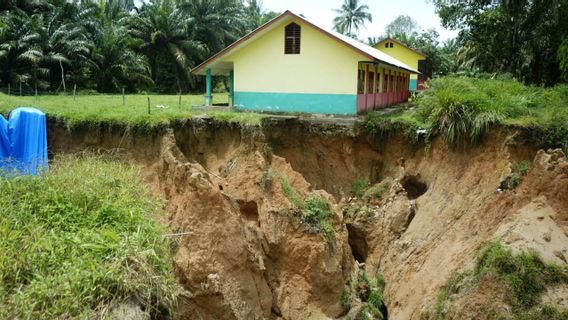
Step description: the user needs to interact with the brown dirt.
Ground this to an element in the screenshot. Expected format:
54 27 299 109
47 118 568 320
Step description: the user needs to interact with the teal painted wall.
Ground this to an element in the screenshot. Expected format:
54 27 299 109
234 92 357 115
409 79 418 91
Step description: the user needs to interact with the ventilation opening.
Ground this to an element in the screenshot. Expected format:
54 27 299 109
236 200 259 221
346 224 368 263
401 175 428 200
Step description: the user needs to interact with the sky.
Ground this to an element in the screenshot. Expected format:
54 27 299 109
260 0 458 41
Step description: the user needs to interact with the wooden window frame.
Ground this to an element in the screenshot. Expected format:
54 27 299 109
284 23 301 54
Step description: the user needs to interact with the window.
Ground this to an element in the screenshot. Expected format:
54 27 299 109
285 23 301 54
357 69 365 94
383 74 389 92
390 42 394 48
368 72 375 94
385 43 389 48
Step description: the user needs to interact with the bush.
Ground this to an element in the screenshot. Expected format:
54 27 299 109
475 242 568 310
352 178 369 198
0 155 177 319
430 241 568 319
366 76 568 147
303 196 334 240
363 180 392 202
277 174 335 240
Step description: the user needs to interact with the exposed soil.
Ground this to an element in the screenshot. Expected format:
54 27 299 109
47 117 568 319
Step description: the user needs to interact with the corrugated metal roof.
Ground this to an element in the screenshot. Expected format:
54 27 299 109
192 10 419 75
323 27 419 73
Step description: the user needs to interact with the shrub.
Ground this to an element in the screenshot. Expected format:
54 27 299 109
475 242 568 310
303 196 334 240
352 178 369 198
0 155 177 319
277 174 335 240
363 180 392 202
278 175 304 209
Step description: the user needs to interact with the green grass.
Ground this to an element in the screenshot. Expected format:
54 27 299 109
277 174 335 240
0 92 265 128
366 76 568 148
0 155 177 319
352 178 369 198
429 241 568 320
353 272 386 320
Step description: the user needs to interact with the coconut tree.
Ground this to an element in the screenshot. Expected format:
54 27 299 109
332 0 372 37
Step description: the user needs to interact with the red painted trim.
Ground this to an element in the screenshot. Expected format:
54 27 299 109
364 64 369 111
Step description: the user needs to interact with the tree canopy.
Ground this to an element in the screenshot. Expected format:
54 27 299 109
0 0 278 93
332 0 372 38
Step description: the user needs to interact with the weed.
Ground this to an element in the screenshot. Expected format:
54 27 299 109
352 178 369 198
302 196 335 240
261 166 275 191
363 180 392 202
0 154 177 319
517 160 532 176
341 290 351 311
506 160 532 190
278 175 304 209
475 242 568 310
277 174 335 241
428 241 568 319
354 271 387 320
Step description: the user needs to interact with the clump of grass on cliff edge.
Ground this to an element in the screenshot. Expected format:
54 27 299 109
427 241 568 320
277 174 334 241
0 155 177 319
365 76 568 149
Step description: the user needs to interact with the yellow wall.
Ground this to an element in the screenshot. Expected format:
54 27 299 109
374 40 423 80
225 19 367 95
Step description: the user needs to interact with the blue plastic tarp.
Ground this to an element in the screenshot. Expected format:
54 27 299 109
0 107 48 175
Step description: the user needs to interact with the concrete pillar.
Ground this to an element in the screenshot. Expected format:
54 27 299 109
205 68 212 106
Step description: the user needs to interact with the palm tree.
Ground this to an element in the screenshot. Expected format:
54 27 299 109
332 0 372 37
91 23 152 92
0 9 41 89
130 0 204 92
178 0 246 55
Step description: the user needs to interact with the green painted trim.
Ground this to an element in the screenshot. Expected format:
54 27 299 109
409 79 418 91
205 69 212 106
234 92 357 115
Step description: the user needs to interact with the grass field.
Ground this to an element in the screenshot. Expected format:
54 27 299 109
0 92 265 127
0 155 177 319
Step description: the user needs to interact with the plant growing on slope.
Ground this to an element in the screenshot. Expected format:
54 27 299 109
277 174 335 241
426 241 568 320
352 178 369 198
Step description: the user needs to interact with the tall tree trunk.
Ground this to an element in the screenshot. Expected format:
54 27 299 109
60 60 66 92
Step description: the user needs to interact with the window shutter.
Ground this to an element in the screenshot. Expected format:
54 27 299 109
285 23 301 54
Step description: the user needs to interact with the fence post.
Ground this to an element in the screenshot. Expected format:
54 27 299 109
122 88 125 106
179 92 181 111
147 97 150 114
19 80 22 96
35 83 37 101
73 84 76 104
7 83 10 95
